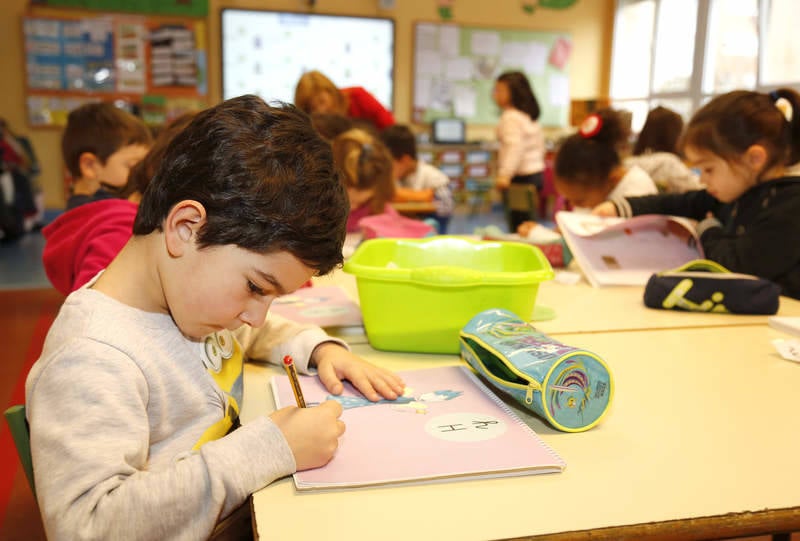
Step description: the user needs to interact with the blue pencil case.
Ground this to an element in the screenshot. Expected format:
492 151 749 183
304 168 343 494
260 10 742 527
459 308 614 432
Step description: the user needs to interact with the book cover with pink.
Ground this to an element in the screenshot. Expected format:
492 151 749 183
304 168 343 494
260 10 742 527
271 364 565 491
556 211 703 287
269 285 362 328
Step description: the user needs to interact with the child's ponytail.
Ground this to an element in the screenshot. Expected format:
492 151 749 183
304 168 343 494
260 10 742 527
769 88 800 166
554 108 628 187
332 128 395 213
683 88 800 177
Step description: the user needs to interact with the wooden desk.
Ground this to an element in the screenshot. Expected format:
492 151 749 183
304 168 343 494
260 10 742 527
389 201 437 217
535 280 800 335
245 325 800 540
313 270 800 338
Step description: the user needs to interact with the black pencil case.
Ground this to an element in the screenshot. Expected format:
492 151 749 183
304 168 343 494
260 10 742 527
643 259 780 315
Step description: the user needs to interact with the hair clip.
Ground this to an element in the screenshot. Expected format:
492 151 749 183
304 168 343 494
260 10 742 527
774 97 793 123
579 114 602 138
358 142 373 165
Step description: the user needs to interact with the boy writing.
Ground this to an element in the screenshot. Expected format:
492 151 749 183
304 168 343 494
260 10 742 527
61 102 151 210
26 96 404 540
380 125 454 233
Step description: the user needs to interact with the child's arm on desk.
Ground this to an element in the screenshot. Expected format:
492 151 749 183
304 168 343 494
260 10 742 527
235 313 404 401
311 341 404 401
269 399 345 470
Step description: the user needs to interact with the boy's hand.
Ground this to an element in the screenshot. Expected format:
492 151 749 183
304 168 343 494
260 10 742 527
495 175 511 190
592 201 618 217
517 220 537 236
311 342 405 402
270 401 344 470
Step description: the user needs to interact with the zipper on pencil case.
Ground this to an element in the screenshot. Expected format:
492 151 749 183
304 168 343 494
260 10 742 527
461 337 542 405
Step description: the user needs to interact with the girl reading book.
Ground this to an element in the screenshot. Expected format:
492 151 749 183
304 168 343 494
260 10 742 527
593 88 800 299
517 109 657 238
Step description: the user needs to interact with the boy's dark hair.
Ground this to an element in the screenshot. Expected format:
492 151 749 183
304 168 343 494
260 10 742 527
133 96 348 275
61 102 152 179
682 88 800 176
633 106 684 156
555 108 629 187
119 113 197 200
496 71 541 121
379 125 417 160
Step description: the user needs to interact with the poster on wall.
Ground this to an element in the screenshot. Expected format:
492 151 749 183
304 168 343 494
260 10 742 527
412 22 571 127
23 14 208 127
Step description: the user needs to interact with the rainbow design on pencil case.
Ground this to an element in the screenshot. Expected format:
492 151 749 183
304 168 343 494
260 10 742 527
459 309 614 432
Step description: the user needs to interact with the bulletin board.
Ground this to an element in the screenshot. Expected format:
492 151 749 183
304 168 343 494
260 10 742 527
22 12 209 128
412 22 571 127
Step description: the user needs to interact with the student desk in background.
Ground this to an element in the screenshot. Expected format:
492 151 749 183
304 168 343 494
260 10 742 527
389 201 438 217
243 325 800 541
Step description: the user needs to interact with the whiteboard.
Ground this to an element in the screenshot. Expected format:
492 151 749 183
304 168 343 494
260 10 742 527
413 22 571 127
221 9 395 111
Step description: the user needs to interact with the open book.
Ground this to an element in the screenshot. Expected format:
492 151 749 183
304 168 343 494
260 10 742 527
556 211 703 287
270 285 362 328
271 364 565 491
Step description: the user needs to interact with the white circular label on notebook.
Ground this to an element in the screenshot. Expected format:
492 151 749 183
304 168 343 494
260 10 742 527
425 413 507 442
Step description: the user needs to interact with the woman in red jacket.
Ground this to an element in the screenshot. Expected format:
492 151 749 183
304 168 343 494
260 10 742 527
294 70 395 132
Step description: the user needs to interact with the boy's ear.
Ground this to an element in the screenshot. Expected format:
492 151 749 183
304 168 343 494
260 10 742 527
163 200 207 257
78 152 101 180
744 144 768 172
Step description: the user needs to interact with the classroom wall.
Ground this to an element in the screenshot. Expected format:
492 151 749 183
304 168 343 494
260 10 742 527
0 0 614 209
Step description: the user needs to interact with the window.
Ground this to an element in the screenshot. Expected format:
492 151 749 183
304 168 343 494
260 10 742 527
702 0 758 94
610 0 800 132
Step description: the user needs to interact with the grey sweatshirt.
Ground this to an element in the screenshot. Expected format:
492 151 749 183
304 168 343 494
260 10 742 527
25 285 342 540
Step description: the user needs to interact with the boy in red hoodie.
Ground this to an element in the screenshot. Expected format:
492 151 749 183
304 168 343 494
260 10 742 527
42 104 160 295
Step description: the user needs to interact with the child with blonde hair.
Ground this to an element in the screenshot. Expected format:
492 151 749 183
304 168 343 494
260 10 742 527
295 70 395 131
332 128 398 232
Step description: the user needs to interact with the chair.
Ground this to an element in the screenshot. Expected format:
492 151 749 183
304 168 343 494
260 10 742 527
4 404 35 497
503 183 539 230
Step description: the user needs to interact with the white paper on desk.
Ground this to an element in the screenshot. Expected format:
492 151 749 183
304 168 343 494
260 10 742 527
768 316 800 338
772 338 800 363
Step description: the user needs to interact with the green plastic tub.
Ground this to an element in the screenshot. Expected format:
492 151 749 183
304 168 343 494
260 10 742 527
343 236 554 354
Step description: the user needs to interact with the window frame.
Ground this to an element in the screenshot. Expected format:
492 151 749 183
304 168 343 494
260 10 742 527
610 0 793 129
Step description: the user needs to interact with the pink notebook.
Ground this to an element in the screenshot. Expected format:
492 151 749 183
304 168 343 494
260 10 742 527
269 286 362 328
271 364 565 491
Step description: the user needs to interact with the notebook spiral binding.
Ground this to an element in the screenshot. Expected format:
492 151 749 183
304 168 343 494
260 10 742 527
461 366 566 468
